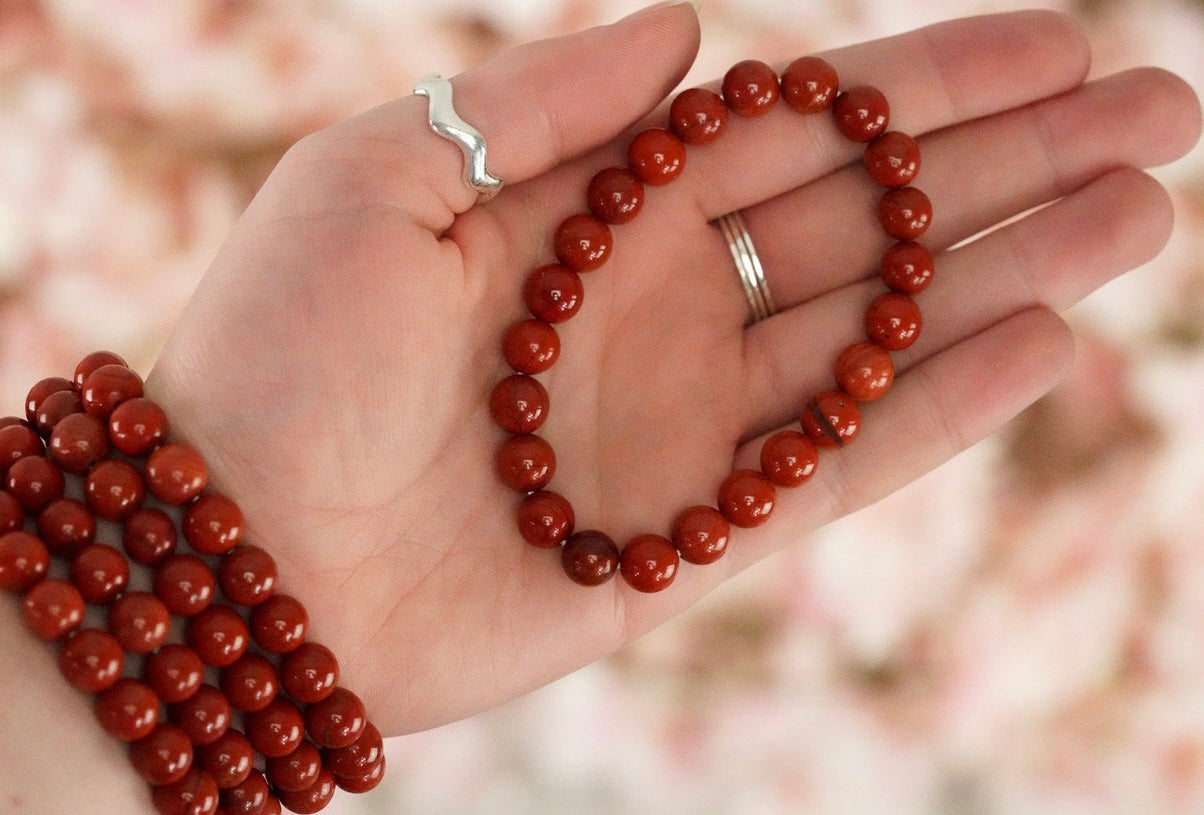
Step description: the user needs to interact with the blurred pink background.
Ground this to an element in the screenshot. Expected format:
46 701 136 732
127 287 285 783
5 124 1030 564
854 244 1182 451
2 0 1202 812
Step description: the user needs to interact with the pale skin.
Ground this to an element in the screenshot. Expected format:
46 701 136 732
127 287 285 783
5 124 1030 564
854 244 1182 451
2 5 1200 812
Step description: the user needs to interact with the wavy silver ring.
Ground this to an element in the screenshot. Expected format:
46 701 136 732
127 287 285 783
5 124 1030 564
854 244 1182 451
717 211 776 324
414 74 504 203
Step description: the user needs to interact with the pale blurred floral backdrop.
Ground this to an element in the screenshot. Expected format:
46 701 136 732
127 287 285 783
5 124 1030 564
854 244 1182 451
1 0 1202 813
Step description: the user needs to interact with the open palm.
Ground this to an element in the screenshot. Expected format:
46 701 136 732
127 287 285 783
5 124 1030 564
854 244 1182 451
147 6 1201 737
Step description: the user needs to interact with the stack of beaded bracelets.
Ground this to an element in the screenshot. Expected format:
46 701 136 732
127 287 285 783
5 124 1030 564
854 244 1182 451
0 352 383 815
490 57 933 592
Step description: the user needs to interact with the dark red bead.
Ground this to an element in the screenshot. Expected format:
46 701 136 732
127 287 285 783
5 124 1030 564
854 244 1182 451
560 530 619 587
185 604 250 668
151 767 220 815
865 291 923 351
33 389 84 436
304 686 366 749
123 507 179 565
58 627 124 692
279 642 340 704
220 652 279 711
48 412 109 473
669 87 728 144
146 443 208 504
522 264 583 324
155 554 216 616
801 390 862 448
25 376 73 425
73 350 128 390
265 741 322 792
129 723 194 786
0 491 21 534
495 434 555 492
553 214 612 272
780 56 839 114
323 722 382 779
833 85 890 142
94 678 160 742
108 396 170 456
587 166 645 224
84 458 145 520
6 455 65 513
760 430 819 487
182 493 243 555
69 542 129 604
109 590 171 653
0 530 49 592
36 498 96 556
502 319 560 374
144 644 206 703
197 729 254 789
516 489 574 548
244 698 305 758
670 505 730 565
218 545 277 606
878 186 933 240
834 341 895 402
864 131 921 187
249 593 307 654
880 241 935 294
722 59 779 116
0 422 44 475
489 374 549 434
619 534 679 593
627 127 686 186
169 684 231 746
334 754 385 793
718 469 776 528
219 769 270 814
81 363 143 419
276 768 335 814
21 577 84 639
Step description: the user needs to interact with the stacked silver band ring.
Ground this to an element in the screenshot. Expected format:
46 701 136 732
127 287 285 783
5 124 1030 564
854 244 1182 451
718 211 776 324
414 74 504 203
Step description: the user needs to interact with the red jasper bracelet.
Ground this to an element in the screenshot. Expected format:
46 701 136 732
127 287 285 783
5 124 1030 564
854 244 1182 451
491 56 933 593
0 352 382 815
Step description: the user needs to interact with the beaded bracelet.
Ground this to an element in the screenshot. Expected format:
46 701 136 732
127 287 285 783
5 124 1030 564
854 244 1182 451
0 352 383 815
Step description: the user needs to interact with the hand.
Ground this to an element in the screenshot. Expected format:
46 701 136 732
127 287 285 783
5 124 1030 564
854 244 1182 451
147 5 1202 736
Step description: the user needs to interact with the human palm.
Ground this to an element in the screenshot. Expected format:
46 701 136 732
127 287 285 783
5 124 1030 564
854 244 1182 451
146 6 1201 736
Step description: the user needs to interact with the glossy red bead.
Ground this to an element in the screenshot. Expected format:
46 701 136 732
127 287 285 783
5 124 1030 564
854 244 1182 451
801 390 862 448
244 698 306 758
489 374 549 434
878 186 933 240
155 554 216 616
669 87 728 144
670 505 730 565
25 376 74 425
124 507 179 566
560 530 619 586
516 489 574 548
759 430 819 487
627 127 686 186
109 591 171 653
48 412 109 473
6 455 65 513
130 723 194 786
880 241 935 294
221 652 279 712
722 59 779 116
553 214 612 273
495 434 555 492
619 533 679 593
276 768 335 814
304 686 366 748
144 644 206 703
0 530 49 592
108 397 170 456
834 341 895 401
197 729 254 789
35 389 85 437
323 722 383 779
265 741 322 792
73 350 128 390
717 469 776 528
183 493 244 555
0 491 19 534
58 627 124 692
151 767 220 815
502 319 560 374
250 593 307 654
146 443 208 504
186 604 250 667
21 578 84 639
522 264 583 324
69 543 129 603
81 363 143 419
864 131 921 187
865 291 923 350
334 755 385 793
780 56 839 114
279 642 340 704
94 678 160 741
832 85 890 142
36 498 96 556
84 458 145 519
0 422 44 475
169 684 232 746
219 769 270 814
587 166 645 224
218 545 277 606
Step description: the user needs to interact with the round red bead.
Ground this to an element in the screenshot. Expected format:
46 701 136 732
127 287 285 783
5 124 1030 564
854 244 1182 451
84 458 145 519
760 430 819 487
627 127 686 186
221 652 279 712
250 594 307 654
109 590 171 653
182 493 244 555
197 729 253 789
304 686 366 749
155 554 216 616
144 644 206 703
516 489 574 548
718 469 776 528
334 755 385 793
169 684 232 746
0 491 19 534
219 769 270 814
25 376 73 426
151 768 219 815
48 412 109 473
123 507 179 566
833 85 890 142
801 391 862 448
835 341 895 401
146 443 208 504
21 578 85 639
265 741 322 792
69 543 129 603
58 627 124 692
185 604 250 667
780 56 839 114
587 166 645 224
864 131 921 187
244 698 306 758
878 186 932 240
522 264 583 324
279 642 340 704
323 721 383 779
129 723 194 786
866 291 923 351
218 545 277 606
81 363 143 419
495 434 555 492
6 455 65 513
0 422 44 475
561 530 619 586
489 374 549 434
0 530 49 592
669 87 728 144
73 350 128 390
276 768 335 814
36 498 96 556
502 319 560 374
880 241 935 294
34 389 85 437
722 59 779 117
619 534 679 593
108 397 170 456
670 505 730 565
95 678 160 742
554 214 612 272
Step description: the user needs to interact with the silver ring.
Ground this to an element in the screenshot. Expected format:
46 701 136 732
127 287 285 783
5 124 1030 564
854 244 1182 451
717 211 775 324
414 74 504 203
